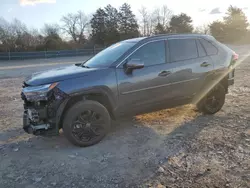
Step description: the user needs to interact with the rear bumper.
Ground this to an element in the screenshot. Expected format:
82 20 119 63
228 68 235 86
228 78 234 86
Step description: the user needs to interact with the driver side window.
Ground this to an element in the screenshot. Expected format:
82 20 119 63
128 41 166 66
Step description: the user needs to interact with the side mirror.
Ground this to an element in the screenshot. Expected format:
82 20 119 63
75 63 82 66
124 59 144 74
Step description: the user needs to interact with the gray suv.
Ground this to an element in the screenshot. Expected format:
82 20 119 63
21 34 237 147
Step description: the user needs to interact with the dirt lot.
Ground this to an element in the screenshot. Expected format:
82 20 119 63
0 55 250 187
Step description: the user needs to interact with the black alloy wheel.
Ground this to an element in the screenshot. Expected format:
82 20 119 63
71 110 105 142
198 83 226 114
63 100 111 147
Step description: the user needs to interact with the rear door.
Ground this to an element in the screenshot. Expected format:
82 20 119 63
198 38 224 83
167 38 214 100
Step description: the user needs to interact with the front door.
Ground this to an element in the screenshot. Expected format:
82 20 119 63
115 40 176 115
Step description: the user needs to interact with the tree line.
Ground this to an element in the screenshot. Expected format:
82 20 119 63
0 4 249 52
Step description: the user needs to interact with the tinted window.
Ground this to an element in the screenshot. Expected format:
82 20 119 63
199 38 218 56
169 39 198 62
84 42 135 68
128 41 165 66
196 40 206 57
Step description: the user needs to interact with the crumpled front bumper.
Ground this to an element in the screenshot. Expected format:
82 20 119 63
23 111 32 134
23 110 51 135
21 84 69 136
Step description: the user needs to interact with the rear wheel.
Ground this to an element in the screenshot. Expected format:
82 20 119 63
197 83 226 114
63 100 111 147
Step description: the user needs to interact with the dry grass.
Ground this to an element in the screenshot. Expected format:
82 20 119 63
135 105 198 134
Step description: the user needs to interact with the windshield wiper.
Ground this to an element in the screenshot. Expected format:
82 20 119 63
81 64 89 68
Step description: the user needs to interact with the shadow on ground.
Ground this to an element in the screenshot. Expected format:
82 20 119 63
0 110 226 188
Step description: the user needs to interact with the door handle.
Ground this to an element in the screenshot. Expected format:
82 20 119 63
158 71 171 77
200 62 211 67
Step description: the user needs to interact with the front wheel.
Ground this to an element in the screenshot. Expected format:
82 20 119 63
63 100 111 147
197 83 226 114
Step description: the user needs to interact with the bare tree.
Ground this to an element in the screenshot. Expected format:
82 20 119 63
0 18 29 51
139 5 173 36
138 6 149 36
147 15 155 36
42 23 60 37
152 8 161 24
194 23 210 34
0 18 11 51
0 18 47 51
23 29 44 48
29 29 44 45
161 5 173 27
152 6 173 28
61 11 89 44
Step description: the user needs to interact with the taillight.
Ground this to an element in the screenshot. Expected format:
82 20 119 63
230 52 238 69
233 52 239 61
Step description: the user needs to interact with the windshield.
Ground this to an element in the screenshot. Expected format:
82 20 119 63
83 42 136 68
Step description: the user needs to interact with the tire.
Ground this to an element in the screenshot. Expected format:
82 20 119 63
197 83 226 114
63 100 111 147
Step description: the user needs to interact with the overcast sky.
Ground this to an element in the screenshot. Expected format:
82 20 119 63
1 0 250 29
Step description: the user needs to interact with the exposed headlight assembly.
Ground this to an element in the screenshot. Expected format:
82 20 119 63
22 83 58 102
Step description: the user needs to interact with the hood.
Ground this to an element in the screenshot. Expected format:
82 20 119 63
25 65 100 86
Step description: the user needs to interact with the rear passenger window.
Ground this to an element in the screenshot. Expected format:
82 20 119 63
196 40 206 57
169 39 198 62
199 39 218 55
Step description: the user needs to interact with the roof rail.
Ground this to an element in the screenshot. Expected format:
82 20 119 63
146 33 210 39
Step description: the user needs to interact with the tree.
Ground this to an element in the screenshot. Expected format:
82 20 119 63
138 5 173 36
61 11 89 44
118 3 139 40
29 29 44 46
209 21 226 42
152 5 172 28
0 18 29 51
42 24 64 50
161 5 173 28
223 5 249 42
42 23 60 37
169 13 193 33
138 6 155 36
0 18 46 52
154 23 166 34
90 8 107 46
194 23 210 34
104 4 120 45
0 18 13 51
138 6 149 36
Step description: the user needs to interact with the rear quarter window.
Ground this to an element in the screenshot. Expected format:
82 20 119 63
199 38 218 56
196 39 206 57
169 39 198 62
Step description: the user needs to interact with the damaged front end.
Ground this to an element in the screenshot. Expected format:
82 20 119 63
21 82 68 136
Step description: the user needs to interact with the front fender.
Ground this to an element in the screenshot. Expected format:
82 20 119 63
55 71 118 128
55 86 117 130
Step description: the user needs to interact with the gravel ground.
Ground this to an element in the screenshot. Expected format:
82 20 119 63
0 51 250 187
